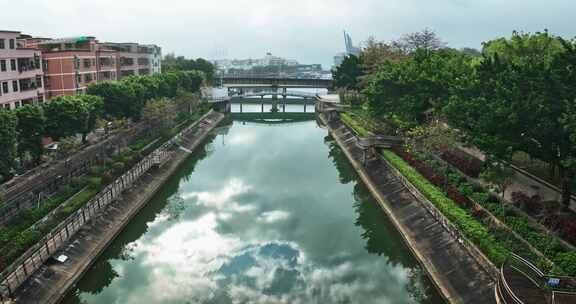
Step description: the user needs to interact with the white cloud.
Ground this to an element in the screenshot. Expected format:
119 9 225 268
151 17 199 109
5 0 576 68
257 210 290 223
181 177 251 208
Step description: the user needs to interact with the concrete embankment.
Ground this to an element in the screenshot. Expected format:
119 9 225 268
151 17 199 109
319 112 496 304
12 111 225 304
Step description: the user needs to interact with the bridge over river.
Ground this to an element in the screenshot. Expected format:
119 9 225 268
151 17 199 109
220 74 333 89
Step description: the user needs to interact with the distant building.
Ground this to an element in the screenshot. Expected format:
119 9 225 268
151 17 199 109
333 53 346 67
333 30 362 69
214 53 302 73
149 44 162 74
344 31 361 56
0 30 45 109
101 42 161 79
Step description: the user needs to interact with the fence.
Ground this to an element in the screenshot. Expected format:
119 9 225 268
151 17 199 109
380 155 500 279
0 123 150 225
0 111 214 300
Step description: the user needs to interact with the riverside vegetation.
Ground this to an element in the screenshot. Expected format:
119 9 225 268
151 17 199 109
0 68 210 271
332 29 576 275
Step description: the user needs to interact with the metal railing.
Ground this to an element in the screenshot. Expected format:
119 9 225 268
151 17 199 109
378 151 500 279
0 111 215 300
0 123 149 225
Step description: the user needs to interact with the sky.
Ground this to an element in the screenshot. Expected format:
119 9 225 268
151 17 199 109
2 0 576 68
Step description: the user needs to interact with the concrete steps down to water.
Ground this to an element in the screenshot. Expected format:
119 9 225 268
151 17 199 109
11 111 225 304
321 113 496 304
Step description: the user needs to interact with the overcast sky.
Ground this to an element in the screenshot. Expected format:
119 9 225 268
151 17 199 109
2 0 575 68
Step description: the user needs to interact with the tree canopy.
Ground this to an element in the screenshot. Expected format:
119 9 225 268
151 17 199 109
332 55 363 90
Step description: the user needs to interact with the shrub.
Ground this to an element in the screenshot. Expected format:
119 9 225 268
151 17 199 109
441 150 484 177
112 162 125 175
89 165 104 176
382 149 509 265
70 176 86 189
559 220 576 245
554 252 576 276
60 185 74 197
458 183 474 197
471 191 490 204
87 177 102 189
511 191 542 215
101 171 114 185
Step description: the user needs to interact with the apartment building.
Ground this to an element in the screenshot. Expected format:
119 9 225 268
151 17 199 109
19 35 162 98
0 31 45 109
34 36 118 98
101 42 162 79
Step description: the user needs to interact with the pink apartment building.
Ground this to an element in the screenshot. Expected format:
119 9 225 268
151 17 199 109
0 31 45 109
23 36 161 98
33 36 119 98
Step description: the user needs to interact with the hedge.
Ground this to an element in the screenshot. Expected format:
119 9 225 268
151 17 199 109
340 112 371 137
382 149 509 265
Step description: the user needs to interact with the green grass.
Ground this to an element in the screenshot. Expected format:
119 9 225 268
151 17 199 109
340 112 371 137
382 149 510 265
60 187 100 217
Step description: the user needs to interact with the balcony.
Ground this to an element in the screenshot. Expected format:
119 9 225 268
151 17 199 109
17 58 41 74
19 77 43 92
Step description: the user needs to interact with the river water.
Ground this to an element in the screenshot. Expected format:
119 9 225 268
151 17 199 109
61 106 444 304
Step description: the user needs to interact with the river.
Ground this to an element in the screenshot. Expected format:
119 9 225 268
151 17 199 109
61 105 444 304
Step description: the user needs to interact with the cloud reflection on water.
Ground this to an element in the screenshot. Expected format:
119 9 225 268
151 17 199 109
68 121 441 304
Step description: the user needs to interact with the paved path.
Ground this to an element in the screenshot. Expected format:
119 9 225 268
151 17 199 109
321 113 495 304
11 112 225 304
459 146 576 212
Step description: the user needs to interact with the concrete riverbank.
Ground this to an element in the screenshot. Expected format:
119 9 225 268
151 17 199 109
319 111 495 304
11 111 225 304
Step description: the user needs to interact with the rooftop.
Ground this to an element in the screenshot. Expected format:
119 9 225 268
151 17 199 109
38 36 95 45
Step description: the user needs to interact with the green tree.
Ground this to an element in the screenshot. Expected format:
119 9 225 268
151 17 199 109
0 109 17 181
481 162 515 202
333 55 363 90
365 48 474 127
142 98 177 134
359 37 407 84
78 95 104 143
15 105 46 162
86 82 138 119
162 54 215 83
43 96 101 142
446 31 576 206
393 28 447 54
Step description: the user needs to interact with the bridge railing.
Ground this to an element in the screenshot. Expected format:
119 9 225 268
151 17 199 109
0 111 216 301
222 73 332 80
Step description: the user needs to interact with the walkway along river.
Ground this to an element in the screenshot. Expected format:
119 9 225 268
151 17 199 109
58 105 445 304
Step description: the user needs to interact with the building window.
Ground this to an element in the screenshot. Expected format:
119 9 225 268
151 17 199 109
12 80 18 92
0 60 5 72
10 59 16 71
2 82 8 94
9 39 15 49
84 73 93 83
83 58 92 68
36 75 43 88
0 39 4 49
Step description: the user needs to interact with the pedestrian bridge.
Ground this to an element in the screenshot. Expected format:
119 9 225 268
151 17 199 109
234 90 319 100
231 112 315 124
221 75 332 89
